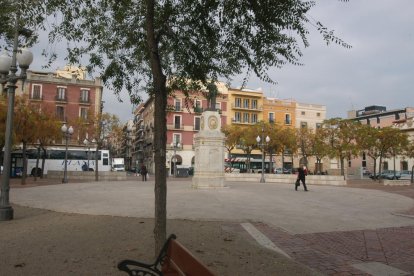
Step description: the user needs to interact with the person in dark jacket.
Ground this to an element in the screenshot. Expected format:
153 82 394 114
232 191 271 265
295 165 308 191
141 165 147 181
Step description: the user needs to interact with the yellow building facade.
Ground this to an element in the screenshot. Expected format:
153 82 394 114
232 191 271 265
227 88 264 125
263 97 296 128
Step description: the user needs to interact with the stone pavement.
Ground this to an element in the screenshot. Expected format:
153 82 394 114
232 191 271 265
8 176 414 275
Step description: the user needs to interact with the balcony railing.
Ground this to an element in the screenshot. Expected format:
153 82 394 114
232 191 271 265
193 107 203 113
29 94 43 101
231 104 262 111
79 97 90 104
55 95 68 102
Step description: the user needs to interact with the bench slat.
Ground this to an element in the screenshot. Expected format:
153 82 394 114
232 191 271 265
162 239 215 276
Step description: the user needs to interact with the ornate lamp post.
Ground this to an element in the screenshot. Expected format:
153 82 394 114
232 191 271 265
61 124 74 183
256 128 270 183
83 138 90 170
0 18 33 221
170 141 181 177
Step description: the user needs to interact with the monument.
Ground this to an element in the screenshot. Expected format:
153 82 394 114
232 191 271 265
192 83 226 188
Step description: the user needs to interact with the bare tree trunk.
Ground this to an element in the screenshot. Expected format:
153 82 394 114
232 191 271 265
41 147 46 178
21 141 27 185
34 146 40 181
146 0 167 256
340 155 345 179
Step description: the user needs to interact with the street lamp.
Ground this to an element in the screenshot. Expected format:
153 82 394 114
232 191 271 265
61 124 74 183
83 138 90 170
170 141 181 177
256 128 270 183
0 17 33 221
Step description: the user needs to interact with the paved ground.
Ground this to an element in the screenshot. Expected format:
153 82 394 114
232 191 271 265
6 176 414 275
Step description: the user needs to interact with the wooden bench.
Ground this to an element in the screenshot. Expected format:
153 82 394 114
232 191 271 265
118 234 215 276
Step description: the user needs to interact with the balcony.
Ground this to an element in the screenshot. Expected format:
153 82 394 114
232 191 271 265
167 124 184 130
55 95 68 103
29 94 43 101
193 107 203 114
79 97 90 105
231 104 262 111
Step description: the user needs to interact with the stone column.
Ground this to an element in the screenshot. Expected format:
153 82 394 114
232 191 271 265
192 111 226 188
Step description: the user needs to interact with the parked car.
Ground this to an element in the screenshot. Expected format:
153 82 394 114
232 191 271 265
370 170 401 180
362 168 371 176
399 170 412 180
274 168 290 174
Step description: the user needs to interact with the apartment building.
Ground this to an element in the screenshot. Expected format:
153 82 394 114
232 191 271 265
263 97 296 128
295 102 326 129
23 66 104 145
348 105 414 174
227 87 264 125
130 84 331 175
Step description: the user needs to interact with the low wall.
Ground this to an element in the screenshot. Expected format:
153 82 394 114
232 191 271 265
46 171 127 181
381 179 412 186
225 173 346 186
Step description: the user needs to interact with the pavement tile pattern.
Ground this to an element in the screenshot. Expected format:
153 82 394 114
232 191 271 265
251 222 414 276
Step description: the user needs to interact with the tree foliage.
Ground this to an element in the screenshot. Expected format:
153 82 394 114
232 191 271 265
2 0 351 253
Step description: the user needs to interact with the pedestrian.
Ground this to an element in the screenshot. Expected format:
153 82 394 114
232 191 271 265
141 164 147 181
295 164 308 191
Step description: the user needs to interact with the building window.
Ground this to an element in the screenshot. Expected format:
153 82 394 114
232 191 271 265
243 113 249 123
316 112 321 117
395 113 400 120
173 133 181 144
235 98 241 107
80 89 89 103
31 84 42 99
194 117 201 131
56 87 66 101
301 121 308 128
215 102 221 110
252 99 257 109
56 106 65 121
195 100 202 108
80 107 88 120
235 112 241 122
252 113 257 123
268 113 275 123
175 99 181 111
383 161 388 170
316 123 322 129
401 161 408 170
285 114 291 125
243 99 249 109
301 111 305 115
174 115 181 129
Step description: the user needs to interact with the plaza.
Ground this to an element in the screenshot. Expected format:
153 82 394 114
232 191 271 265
2 177 414 275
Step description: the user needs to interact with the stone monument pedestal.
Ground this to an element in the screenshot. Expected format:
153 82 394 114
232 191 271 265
192 111 226 188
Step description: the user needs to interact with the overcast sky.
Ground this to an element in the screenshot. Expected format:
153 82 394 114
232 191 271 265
30 1 414 123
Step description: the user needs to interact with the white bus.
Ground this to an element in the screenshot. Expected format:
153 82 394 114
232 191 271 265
10 147 111 177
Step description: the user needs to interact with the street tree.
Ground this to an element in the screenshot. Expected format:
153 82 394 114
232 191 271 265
323 118 361 177
356 125 381 178
13 96 39 184
222 124 244 172
278 127 298 172
308 128 330 174
32 105 61 180
2 0 352 253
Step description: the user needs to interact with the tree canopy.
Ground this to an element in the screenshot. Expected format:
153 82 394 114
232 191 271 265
1 0 352 253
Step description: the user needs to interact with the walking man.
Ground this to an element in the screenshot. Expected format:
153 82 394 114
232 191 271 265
141 164 147 181
295 165 308 191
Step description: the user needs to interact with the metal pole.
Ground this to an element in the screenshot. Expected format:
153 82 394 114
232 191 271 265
260 130 265 183
173 144 177 177
87 146 90 170
0 17 20 221
62 134 69 183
